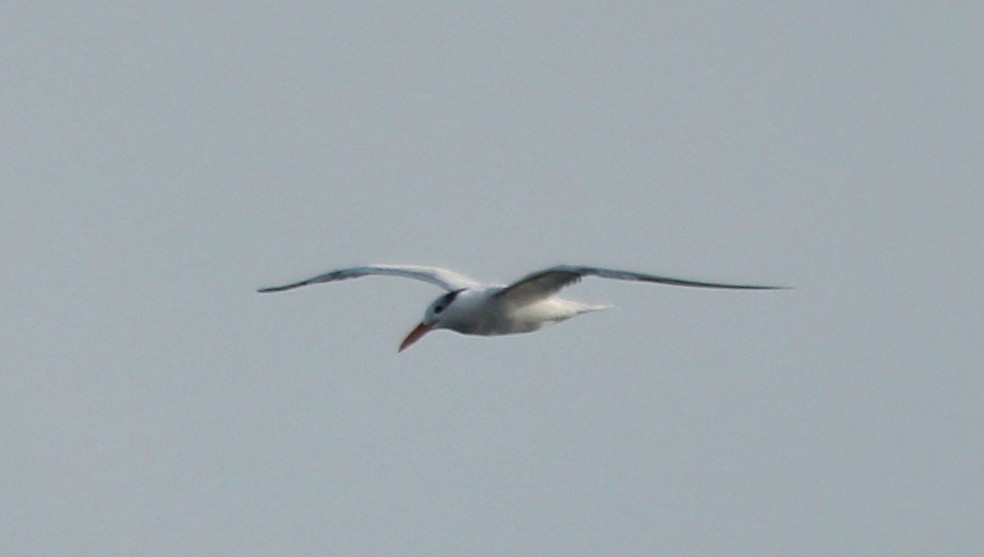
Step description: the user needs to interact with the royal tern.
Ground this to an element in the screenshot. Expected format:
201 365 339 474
258 264 785 351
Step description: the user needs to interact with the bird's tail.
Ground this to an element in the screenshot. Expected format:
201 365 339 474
577 303 612 314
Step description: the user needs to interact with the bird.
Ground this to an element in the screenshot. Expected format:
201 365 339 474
258 264 786 351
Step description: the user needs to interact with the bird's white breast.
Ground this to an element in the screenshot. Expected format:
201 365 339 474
441 288 605 336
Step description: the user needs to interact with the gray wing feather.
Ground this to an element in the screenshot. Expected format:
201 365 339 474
258 264 480 293
495 265 787 305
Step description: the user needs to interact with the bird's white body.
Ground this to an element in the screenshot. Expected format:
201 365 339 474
258 263 783 351
435 286 606 336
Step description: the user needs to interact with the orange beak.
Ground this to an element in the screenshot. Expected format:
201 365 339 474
398 322 432 352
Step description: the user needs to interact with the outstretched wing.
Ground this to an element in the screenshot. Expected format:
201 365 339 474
258 264 480 293
495 264 787 306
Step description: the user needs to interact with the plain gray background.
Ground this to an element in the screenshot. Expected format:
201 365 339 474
3 3 982 556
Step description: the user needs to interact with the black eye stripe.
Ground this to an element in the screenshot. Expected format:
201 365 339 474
434 289 464 313
441 289 463 304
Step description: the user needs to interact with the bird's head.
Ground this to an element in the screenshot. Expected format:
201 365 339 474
398 289 464 352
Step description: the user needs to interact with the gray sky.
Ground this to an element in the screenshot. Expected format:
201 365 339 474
2 3 982 556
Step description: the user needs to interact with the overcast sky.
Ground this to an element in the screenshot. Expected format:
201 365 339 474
2 3 982 556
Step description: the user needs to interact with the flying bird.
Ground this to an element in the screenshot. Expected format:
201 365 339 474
258 264 785 351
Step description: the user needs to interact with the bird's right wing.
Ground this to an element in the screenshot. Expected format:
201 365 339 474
495 264 787 306
258 264 480 293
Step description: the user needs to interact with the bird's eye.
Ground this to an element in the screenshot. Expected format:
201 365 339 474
434 304 444 314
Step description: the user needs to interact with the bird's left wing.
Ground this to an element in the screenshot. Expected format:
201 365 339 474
495 265 787 306
258 264 480 293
